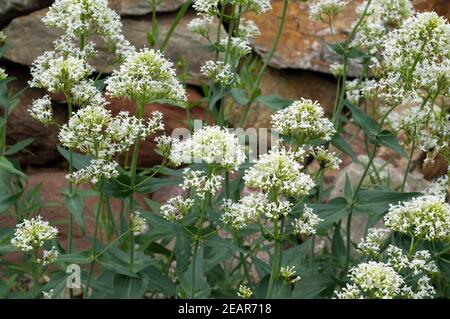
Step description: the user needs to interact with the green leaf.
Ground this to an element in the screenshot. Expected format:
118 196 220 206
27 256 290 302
332 224 346 264
135 176 182 194
377 130 408 157
144 266 176 296
231 88 249 105
113 272 149 299
343 174 353 204
64 191 85 235
57 250 92 264
5 138 33 156
57 146 93 170
353 190 421 217
256 95 293 111
346 101 379 136
291 273 334 298
179 246 210 298
310 197 349 231
0 188 24 214
332 134 359 163
0 156 25 177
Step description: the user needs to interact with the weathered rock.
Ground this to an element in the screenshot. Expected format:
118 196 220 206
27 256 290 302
227 67 337 129
2 63 67 166
118 0 186 15
0 0 51 23
3 9 226 85
246 0 449 75
421 152 448 180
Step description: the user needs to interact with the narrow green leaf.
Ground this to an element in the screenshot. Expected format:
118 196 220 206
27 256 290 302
5 138 33 156
64 191 85 235
0 157 25 177
256 95 293 111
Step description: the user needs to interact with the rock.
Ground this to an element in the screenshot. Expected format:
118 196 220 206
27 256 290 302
413 0 450 20
245 0 362 75
246 0 449 76
106 87 207 167
0 0 51 23
421 152 448 180
2 62 67 166
227 67 337 129
118 0 186 15
2 8 226 85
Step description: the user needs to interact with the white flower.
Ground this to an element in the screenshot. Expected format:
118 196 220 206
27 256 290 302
59 105 163 159
330 62 344 77
0 67 7 81
310 145 341 170
41 247 59 266
292 205 323 237
412 276 436 299
11 216 59 252
230 0 272 14
71 80 105 107
155 135 177 159
42 0 133 58
192 0 220 16
106 48 186 104
187 16 212 37
66 159 119 184
271 98 335 143
243 147 315 197
200 61 236 86
238 19 261 39
42 289 54 299
280 266 301 284
352 0 414 55
424 175 448 199
0 30 6 43
410 250 439 276
237 284 253 298
130 211 148 235
265 200 292 220
384 195 450 241
221 193 269 229
335 261 404 299
357 228 391 257
29 95 54 126
385 245 410 271
29 50 93 94
170 126 246 172
309 0 348 22
220 37 252 57
379 12 450 103
181 168 224 200
160 196 194 221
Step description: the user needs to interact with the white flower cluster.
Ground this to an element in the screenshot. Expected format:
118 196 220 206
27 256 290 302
310 146 341 170
42 0 133 59
357 228 391 257
384 195 450 241
220 37 252 57
271 98 335 143
187 16 213 37
353 0 414 55
378 12 450 103
292 205 323 237
280 266 301 284
181 168 224 200
0 67 7 81
106 48 187 104
170 126 246 172
71 80 105 107
0 30 5 43
222 193 269 229
193 0 271 16
237 284 253 298
200 61 237 87
238 19 261 39
244 148 315 197
130 211 148 235
309 0 348 22
28 95 54 126
335 261 405 299
38 247 60 266
160 196 194 222
193 0 220 16
66 159 119 184
387 101 449 163
29 49 93 94
329 62 344 78
59 105 163 160
11 216 59 252
424 175 448 199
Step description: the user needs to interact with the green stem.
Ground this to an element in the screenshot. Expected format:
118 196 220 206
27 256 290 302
83 194 104 298
159 0 191 51
266 218 282 299
191 197 208 298
239 0 288 127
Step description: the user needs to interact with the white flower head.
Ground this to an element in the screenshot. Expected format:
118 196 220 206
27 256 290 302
271 98 335 143
0 67 7 81
237 284 253 298
106 48 186 104
292 205 323 237
310 145 342 170
71 80 105 107
221 193 269 229
40 247 59 266
384 195 450 241
200 61 237 86
357 228 391 257
66 159 119 185
244 147 315 197
181 168 224 200
310 0 348 22
29 95 54 126
160 196 194 222
220 37 252 57
130 211 148 235
330 62 344 78
187 16 213 37
170 126 246 171
11 216 59 252
280 266 301 284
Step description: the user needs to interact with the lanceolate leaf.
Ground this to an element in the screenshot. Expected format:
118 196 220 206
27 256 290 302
64 191 85 235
